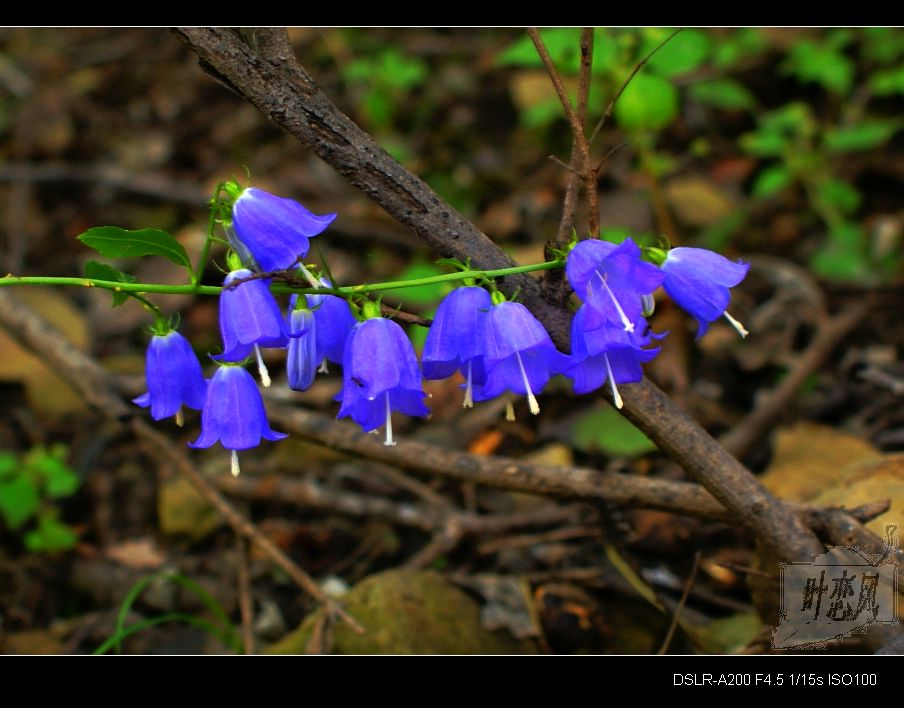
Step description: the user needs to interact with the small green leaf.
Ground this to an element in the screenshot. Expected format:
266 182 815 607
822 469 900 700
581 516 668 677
817 179 861 216
824 121 901 153
870 65 904 96
644 29 711 77
497 29 583 72
0 452 18 480
0 476 40 530
810 222 870 282
740 131 788 157
614 72 678 133
84 260 139 307
77 227 191 271
782 40 854 95
393 261 447 305
689 79 755 110
29 449 80 499
24 513 78 553
752 166 793 198
570 404 657 457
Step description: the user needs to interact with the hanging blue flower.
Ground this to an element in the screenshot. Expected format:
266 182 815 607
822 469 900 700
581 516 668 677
661 247 750 338
337 314 429 445
422 286 491 407
472 299 569 415
566 238 664 333
567 306 661 408
190 363 287 476
133 329 207 423
216 268 289 385
304 279 357 366
231 187 337 273
286 304 317 392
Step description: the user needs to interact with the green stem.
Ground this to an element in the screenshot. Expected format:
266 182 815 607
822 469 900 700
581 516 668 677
193 182 226 287
0 259 566 299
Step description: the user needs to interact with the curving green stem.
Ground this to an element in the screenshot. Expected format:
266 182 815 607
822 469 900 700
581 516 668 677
193 181 226 287
0 259 566 300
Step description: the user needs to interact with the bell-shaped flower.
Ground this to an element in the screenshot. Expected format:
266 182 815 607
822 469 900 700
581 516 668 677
567 306 661 408
190 363 287 476
661 247 750 338
133 329 207 424
337 314 429 446
566 238 664 334
286 303 317 392
304 279 357 366
216 268 289 385
472 299 569 415
231 187 336 273
422 286 492 407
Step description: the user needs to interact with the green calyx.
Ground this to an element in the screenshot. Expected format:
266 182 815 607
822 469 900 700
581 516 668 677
361 300 383 320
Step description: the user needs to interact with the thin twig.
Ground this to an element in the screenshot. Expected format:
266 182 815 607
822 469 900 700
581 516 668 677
658 550 701 655
236 535 255 655
720 296 877 460
589 28 683 148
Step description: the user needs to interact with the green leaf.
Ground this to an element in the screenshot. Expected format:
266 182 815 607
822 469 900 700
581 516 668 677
0 452 18 480
84 260 138 307
782 40 854 95
614 72 678 133
824 121 901 153
644 29 711 77
24 513 78 553
497 29 583 72
870 65 904 96
0 475 40 530
29 448 80 499
740 130 788 157
860 28 904 65
77 227 191 271
569 404 657 457
817 179 861 216
689 79 755 110
810 222 870 282
712 28 767 69
752 166 793 198
393 261 447 305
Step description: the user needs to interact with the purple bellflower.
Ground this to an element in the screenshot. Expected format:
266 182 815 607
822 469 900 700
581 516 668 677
472 299 569 417
337 314 429 446
190 363 287 477
422 286 492 407
566 238 664 334
661 247 750 338
567 306 660 408
304 279 357 367
231 187 337 273
216 268 289 386
133 329 207 425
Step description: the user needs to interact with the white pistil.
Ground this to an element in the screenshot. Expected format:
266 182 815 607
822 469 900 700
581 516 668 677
604 353 624 410
596 272 634 333
318 360 330 374
723 311 749 338
230 449 241 478
383 391 397 447
254 344 272 387
463 360 474 408
505 400 516 422
175 407 184 428
514 350 540 415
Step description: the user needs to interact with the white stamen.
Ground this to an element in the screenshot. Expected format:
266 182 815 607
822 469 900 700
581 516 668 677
463 360 474 408
230 449 241 477
505 400 516 422
175 407 184 428
723 311 749 338
297 263 323 289
514 350 540 415
596 272 634 333
604 353 624 410
383 391 397 446
254 345 272 387
318 360 329 374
